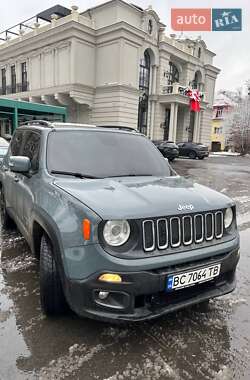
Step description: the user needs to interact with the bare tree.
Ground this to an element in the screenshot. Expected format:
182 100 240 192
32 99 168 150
223 95 250 154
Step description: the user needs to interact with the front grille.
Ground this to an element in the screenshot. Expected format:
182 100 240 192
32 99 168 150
142 220 155 252
142 211 224 252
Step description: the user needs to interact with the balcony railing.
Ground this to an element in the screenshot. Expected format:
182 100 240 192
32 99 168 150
162 84 187 95
1 82 29 95
0 87 7 95
17 82 29 92
6 85 16 94
162 83 206 102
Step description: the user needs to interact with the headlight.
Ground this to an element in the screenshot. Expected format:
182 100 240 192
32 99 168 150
224 208 233 229
103 220 130 246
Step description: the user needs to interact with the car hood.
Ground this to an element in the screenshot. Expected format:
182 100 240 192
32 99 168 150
197 144 208 151
54 176 234 220
166 143 178 149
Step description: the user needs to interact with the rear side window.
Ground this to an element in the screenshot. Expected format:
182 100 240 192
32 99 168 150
22 131 41 171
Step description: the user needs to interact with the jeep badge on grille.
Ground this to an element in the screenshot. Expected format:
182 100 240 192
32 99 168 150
177 204 194 211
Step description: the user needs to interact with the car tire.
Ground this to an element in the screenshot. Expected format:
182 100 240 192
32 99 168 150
198 156 205 160
168 158 174 162
0 191 14 229
40 234 67 315
189 151 197 159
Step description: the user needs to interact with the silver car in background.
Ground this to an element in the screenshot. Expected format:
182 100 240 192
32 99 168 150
0 137 9 163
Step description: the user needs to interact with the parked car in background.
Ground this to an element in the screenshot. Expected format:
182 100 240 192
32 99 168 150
177 142 209 160
0 137 9 163
153 140 179 161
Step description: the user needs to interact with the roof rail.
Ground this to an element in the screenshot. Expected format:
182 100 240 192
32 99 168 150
19 120 54 128
52 122 96 128
96 125 138 132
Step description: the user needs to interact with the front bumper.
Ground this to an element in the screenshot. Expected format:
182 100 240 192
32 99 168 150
64 245 239 322
197 151 209 158
165 150 179 160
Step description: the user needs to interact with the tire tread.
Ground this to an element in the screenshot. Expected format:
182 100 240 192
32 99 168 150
40 234 67 315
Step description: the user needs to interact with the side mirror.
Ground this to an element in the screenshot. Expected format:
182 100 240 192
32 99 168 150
9 156 31 173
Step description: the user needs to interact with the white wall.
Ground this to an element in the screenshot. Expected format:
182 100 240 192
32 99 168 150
57 46 70 85
91 87 139 128
199 108 213 147
121 41 139 87
43 51 54 87
82 1 142 30
30 55 41 90
74 41 95 87
205 75 216 106
96 43 120 86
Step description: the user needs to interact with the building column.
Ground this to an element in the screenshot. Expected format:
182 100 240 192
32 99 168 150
70 39 76 84
27 57 31 91
198 111 203 142
152 65 158 94
193 111 201 142
168 103 175 141
173 103 179 142
13 106 18 131
169 103 178 142
149 100 156 139
148 65 158 139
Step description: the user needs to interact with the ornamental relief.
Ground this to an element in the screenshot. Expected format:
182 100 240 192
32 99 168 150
141 14 158 40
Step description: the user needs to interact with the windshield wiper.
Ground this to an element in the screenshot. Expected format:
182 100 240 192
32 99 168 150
105 174 154 178
51 170 100 179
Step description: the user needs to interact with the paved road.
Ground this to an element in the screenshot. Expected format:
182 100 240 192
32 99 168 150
0 156 250 380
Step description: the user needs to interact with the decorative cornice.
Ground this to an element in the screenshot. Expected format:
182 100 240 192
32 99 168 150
95 84 139 95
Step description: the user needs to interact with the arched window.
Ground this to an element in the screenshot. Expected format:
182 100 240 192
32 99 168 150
192 71 202 90
167 62 179 85
138 50 151 135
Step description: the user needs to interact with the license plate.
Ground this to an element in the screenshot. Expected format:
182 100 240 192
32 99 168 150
166 264 221 292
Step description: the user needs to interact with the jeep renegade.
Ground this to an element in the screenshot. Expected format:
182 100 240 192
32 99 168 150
0 122 240 322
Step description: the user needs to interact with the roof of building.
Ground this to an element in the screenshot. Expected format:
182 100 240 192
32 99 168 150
213 92 236 107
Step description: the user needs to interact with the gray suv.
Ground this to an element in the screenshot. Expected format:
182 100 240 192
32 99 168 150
0 122 240 322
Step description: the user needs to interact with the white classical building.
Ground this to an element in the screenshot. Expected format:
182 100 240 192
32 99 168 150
0 0 220 145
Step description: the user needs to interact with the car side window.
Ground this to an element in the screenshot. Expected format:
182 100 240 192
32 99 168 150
22 131 41 172
9 130 24 156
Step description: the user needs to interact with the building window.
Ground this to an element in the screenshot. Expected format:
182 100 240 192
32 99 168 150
138 50 151 135
166 62 179 86
21 62 28 92
148 19 153 35
1 68 6 95
198 47 201 58
216 107 223 118
191 71 202 90
11 65 16 94
214 127 223 134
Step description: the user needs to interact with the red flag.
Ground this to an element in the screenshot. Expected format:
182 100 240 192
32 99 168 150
185 89 201 112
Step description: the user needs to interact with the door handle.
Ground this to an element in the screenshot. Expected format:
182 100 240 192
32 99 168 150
14 176 19 183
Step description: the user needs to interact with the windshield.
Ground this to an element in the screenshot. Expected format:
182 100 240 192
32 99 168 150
47 131 171 178
0 147 8 156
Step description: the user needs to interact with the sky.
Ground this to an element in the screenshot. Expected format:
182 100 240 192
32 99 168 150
0 0 249 93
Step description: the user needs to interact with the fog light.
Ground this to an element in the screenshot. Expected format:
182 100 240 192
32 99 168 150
98 291 109 300
98 273 122 283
